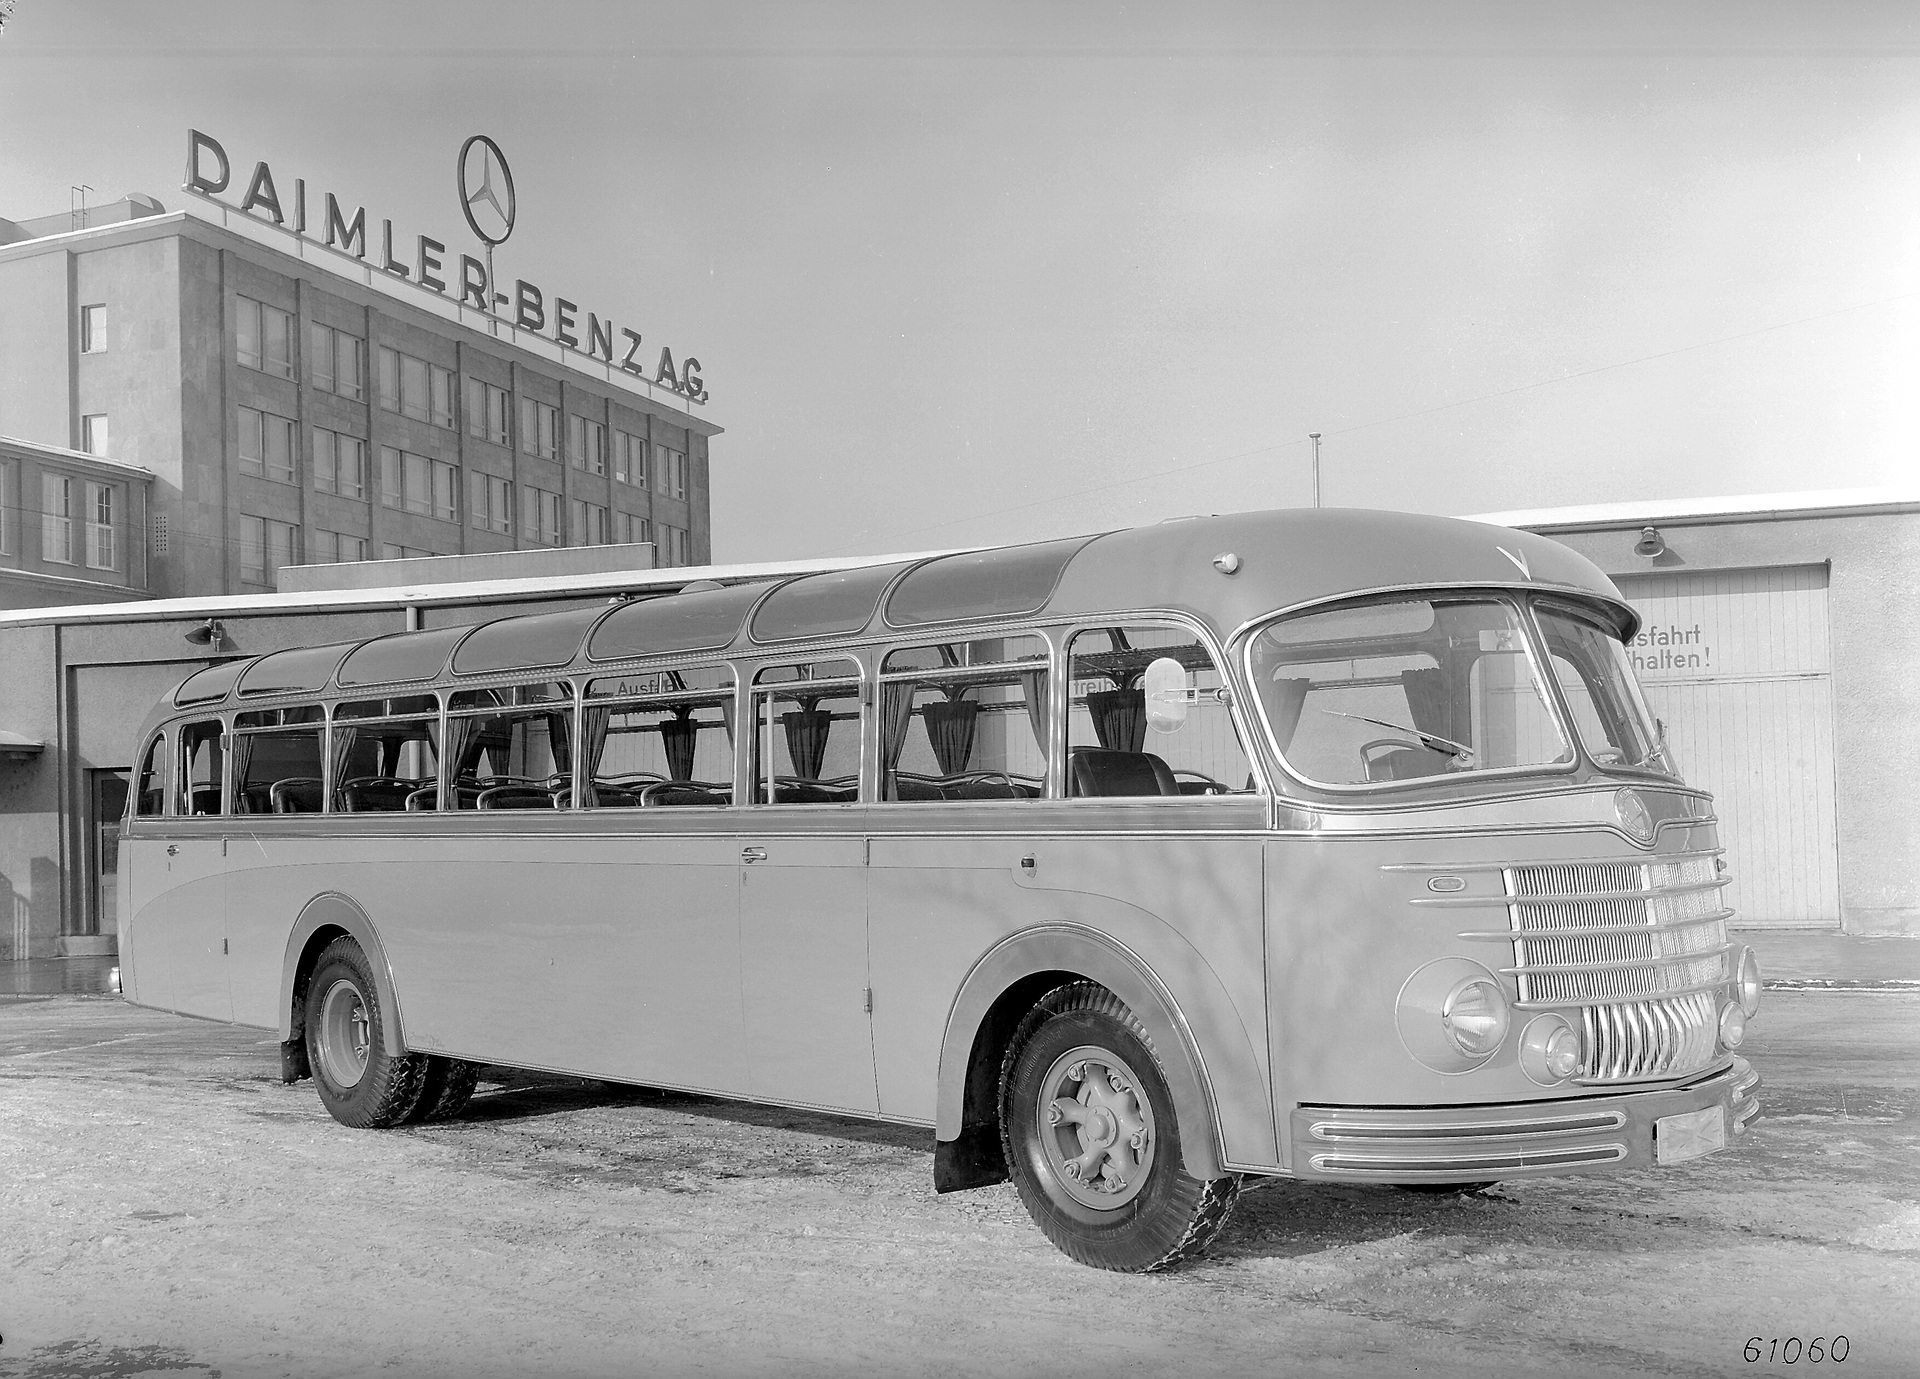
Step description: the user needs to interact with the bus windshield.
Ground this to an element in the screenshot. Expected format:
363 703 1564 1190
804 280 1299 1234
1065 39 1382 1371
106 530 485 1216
1533 598 1677 779
1248 595 1575 787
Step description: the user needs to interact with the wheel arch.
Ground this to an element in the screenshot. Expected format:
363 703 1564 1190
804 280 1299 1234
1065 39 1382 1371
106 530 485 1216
934 925 1226 1191
277 892 408 1057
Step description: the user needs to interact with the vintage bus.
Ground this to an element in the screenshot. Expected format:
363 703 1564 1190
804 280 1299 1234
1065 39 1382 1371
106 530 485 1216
118 508 1762 1271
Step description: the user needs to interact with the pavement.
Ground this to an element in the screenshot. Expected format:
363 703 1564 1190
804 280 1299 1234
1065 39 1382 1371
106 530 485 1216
3 927 1917 997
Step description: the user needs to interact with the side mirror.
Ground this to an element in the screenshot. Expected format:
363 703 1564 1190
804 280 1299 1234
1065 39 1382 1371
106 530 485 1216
1144 657 1190 734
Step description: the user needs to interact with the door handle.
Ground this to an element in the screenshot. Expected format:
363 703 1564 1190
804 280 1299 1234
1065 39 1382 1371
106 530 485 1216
166 844 179 857
742 846 768 863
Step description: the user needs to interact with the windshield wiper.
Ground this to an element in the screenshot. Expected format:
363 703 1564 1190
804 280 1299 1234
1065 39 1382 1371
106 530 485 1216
1321 710 1477 762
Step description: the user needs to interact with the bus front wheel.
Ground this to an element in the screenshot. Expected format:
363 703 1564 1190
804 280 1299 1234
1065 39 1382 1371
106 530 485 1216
304 936 428 1129
999 981 1240 1271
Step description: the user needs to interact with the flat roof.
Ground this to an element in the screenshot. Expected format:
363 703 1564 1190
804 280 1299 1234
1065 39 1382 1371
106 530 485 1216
1467 485 1920 532
0 548 956 631
0 432 155 479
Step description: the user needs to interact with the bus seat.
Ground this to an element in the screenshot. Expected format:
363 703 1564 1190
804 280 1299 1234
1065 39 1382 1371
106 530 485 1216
893 774 947 802
189 786 222 815
270 778 324 813
403 786 438 811
340 778 415 812
476 784 560 810
1069 748 1178 798
639 782 728 807
588 783 645 808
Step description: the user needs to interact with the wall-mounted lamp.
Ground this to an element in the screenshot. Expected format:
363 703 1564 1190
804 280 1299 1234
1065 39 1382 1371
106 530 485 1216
183 618 226 651
1633 526 1667 559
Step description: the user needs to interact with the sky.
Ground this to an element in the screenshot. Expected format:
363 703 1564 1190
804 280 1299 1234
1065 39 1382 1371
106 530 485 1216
2 1 1916 563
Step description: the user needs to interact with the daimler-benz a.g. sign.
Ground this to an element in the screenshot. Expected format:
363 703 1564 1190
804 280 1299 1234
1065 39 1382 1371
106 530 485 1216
182 129 706 403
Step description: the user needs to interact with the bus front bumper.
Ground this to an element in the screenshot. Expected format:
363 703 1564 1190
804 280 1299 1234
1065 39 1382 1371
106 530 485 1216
1288 1056 1760 1182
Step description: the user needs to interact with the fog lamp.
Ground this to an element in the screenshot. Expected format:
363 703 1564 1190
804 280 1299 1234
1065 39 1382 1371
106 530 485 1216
1442 978 1510 1057
1519 1013 1583 1085
1718 1002 1746 1049
1735 946 1762 1018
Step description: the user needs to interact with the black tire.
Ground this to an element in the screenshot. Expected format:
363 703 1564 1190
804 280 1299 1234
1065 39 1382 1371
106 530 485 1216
999 982 1240 1272
303 936 428 1129
404 1057 480 1124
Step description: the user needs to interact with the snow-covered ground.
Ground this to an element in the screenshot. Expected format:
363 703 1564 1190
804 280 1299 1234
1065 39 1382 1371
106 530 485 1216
1 991 1915 1378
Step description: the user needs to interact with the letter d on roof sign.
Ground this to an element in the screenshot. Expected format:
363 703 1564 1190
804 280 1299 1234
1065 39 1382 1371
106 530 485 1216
185 130 230 195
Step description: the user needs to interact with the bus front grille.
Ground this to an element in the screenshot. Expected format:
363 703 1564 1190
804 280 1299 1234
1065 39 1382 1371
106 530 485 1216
1506 854 1731 1083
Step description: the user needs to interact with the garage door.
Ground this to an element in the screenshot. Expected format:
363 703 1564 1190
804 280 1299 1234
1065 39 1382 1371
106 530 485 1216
1613 565 1840 928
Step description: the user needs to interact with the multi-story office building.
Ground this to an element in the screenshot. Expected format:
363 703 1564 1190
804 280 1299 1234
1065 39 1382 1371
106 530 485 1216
0 191 717 611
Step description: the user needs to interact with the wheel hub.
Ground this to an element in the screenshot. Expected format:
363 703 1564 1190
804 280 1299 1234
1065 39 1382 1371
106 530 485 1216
1036 1044 1156 1211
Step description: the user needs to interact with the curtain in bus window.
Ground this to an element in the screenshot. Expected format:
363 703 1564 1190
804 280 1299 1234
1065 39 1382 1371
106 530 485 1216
228 735 255 812
1019 669 1048 751
581 706 613 790
1086 688 1145 753
923 697 978 774
1401 667 1458 745
660 709 698 780
327 725 358 803
879 682 914 790
781 707 832 780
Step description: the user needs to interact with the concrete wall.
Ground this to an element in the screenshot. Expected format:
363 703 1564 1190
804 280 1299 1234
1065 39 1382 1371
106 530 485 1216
0 250 72 445
1541 509 1920 935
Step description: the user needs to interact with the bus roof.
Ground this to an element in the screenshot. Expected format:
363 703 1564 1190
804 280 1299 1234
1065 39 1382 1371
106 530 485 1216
160 508 1630 709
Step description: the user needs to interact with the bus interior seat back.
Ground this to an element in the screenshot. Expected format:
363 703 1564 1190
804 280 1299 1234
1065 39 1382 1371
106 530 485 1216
640 782 729 807
1069 748 1179 798
270 778 324 814
475 784 560 810
340 778 416 812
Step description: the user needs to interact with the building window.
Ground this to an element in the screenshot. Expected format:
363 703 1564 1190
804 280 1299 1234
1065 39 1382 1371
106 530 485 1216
312 427 367 499
377 346 455 428
465 378 511 447
567 415 607 475
236 296 293 378
657 445 688 499
471 474 513 535
240 514 299 586
569 498 610 546
86 482 116 570
618 512 651 548
519 398 558 460
80 303 107 354
380 543 439 561
312 529 368 564
41 473 74 564
613 430 647 487
379 446 458 522
655 523 692 566
310 323 367 401
239 406 297 484
81 413 109 457
523 485 562 545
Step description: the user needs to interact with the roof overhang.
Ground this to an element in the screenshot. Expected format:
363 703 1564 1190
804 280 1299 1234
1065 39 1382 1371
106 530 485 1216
0 730 46 761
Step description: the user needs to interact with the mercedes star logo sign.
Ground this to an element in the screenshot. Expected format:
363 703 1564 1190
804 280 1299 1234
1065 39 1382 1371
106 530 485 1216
457 135 516 247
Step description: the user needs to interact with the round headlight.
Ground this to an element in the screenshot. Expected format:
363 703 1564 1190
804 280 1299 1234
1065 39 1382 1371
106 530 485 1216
1519 1013 1583 1085
1736 946 1762 1018
1443 978 1510 1057
1719 1002 1746 1049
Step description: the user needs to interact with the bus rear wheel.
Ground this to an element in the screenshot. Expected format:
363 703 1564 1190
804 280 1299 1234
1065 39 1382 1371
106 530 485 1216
304 936 428 1129
999 982 1240 1272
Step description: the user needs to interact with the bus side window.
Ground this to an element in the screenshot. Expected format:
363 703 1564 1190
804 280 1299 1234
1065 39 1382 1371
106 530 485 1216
233 706 326 814
133 733 166 817
751 658 861 805
446 682 572 810
582 666 735 807
178 720 225 815
879 635 1048 802
333 695 442 812
1065 626 1252 798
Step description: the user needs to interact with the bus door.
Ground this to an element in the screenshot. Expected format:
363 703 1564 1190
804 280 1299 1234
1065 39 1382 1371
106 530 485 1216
739 661 877 1114
136 719 231 1021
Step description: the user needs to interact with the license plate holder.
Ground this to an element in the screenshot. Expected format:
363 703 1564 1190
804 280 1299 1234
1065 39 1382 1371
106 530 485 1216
1655 1104 1727 1166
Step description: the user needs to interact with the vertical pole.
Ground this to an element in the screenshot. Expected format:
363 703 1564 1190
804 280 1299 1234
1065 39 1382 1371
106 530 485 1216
1309 433 1322 508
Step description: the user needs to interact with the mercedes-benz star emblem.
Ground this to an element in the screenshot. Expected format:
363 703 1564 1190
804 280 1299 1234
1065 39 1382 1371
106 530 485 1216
457 135 516 247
